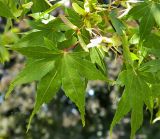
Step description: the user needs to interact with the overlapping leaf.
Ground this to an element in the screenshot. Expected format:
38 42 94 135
109 11 126 35
90 47 106 73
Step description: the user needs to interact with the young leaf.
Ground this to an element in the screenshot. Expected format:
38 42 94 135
77 33 89 52
65 8 83 28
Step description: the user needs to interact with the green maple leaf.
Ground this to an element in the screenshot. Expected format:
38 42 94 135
6 40 108 130
28 52 107 128
110 68 152 139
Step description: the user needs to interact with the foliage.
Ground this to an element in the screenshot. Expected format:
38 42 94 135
1 0 160 138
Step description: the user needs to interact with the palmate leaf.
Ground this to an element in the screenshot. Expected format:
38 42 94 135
61 52 108 125
26 52 107 129
7 38 108 129
110 68 152 139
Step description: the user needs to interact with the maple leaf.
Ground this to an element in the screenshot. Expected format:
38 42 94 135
110 68 152 139
6 41 109 130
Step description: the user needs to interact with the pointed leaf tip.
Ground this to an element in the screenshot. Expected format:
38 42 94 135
26 111 34 132
5 84 14 99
